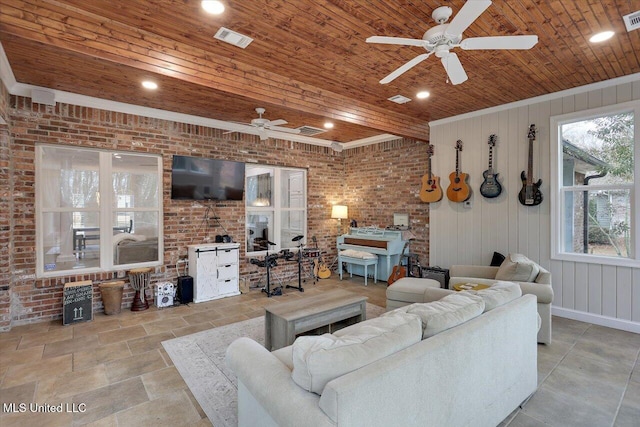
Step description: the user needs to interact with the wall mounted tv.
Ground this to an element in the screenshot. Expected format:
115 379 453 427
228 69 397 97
171 155 245 201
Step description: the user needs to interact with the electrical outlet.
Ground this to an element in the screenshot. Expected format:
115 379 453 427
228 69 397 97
463 200 473 208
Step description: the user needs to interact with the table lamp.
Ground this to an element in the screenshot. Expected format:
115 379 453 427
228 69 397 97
331 205 348 235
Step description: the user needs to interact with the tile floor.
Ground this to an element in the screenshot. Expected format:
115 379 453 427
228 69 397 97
0 275 638 426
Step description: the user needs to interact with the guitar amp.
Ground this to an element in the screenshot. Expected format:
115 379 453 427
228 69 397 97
421 267 450 289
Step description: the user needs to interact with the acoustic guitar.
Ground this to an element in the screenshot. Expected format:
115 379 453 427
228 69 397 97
446 140 471 202
311 237 331 279
479 134 502 198
387 241 410 285
419 144 443 203
518 124 543 206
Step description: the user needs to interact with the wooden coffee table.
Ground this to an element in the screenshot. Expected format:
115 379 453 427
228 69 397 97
264 289 368 351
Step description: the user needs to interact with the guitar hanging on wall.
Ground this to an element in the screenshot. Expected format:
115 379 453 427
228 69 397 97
479 134 502 198
419 144 443 203
446 140 471 202
518 124 543 206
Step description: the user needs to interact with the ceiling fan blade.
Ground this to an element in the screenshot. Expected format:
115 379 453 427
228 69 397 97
445 0 492 37
268 125 301 134
460 35 538 50
258 128 268 141
268 119 288 126
366 36 427 47
441 53 468 85
380 52 432 84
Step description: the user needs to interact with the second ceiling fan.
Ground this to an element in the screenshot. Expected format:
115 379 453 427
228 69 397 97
366 0 538 85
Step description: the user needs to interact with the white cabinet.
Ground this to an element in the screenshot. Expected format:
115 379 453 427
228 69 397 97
188 243 240 303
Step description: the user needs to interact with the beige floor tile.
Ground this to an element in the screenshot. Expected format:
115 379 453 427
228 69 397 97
117 310 164 328
2 354 72 389
17 327 74 349
506 411 549 426
83 413 118 427
184 387 207 419
0 344 44 368
0 322 52 341
181 309 225 326
35 365 109 401
72 318 121 338
73 341 131 371
0 381 36 407
43 334 100 359
104 349 166 384
614 379 640 426
127 331 175 355
141 366 188 400
158 346 174 367
142 317 189 335
170 321 215 338
210 313 250 327
71 377 148 425
98 325 147 345
0 407 73 426
116 390 201 426
0 337 20 353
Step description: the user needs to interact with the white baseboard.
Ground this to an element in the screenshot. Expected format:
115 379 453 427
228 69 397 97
552 306 640 334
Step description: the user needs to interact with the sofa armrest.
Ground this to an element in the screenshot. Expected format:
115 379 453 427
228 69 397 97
518 282 554 304
226 337 333 427
450 265 499 279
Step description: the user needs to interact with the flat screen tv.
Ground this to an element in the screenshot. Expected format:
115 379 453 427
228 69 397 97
171 155 245 200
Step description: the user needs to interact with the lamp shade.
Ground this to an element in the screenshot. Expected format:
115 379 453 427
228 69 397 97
331 205 348 219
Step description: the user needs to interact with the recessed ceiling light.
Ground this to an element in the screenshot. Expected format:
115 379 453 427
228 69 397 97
202 0 225 15
141 81 158 90
416 91 430 99
589 31 614 43
324 122 334 129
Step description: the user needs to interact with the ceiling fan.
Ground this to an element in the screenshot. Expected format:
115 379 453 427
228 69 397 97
366 0 538 85
227 107 301 141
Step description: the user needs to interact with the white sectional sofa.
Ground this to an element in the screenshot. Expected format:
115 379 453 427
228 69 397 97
226 288 539 427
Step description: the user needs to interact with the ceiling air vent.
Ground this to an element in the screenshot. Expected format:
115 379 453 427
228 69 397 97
387 94 411 104
214 27 253 48
623 11 640 32
296 126 327 136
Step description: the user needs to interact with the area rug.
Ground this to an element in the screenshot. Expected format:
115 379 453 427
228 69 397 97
162 303 385 427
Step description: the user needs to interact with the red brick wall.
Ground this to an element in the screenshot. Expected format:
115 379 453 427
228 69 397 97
0 82 11 331
344 139 430 265
4 95 428 329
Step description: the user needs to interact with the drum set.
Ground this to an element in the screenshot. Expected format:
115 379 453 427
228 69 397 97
249 235 322 297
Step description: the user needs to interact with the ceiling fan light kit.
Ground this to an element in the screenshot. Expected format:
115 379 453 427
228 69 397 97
367 0 538 85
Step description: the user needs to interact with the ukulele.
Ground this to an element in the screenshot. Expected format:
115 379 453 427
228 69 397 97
446 140 471 202
387 241 410 285
518 124 543 206
479 134 502 198
419 144 443 203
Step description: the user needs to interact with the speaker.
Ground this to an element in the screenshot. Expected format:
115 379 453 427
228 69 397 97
154 282 175 308
176 276 194 303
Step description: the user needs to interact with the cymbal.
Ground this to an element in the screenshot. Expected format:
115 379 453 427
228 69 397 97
292 235 304 242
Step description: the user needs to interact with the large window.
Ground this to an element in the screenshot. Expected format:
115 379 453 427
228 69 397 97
245 165 307 255
36 145 163 277
551 101 639 267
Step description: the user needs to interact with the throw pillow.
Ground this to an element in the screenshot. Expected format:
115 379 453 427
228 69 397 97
291 312 422 395
490 251 506 267
463 281 522 312
495 253 540 282
388 293 485 338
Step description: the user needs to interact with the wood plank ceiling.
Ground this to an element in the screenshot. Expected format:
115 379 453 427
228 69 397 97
1 0 639 144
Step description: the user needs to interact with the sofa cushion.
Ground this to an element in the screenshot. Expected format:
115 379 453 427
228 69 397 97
464 281 522 312
291 312 422 395
387 293 485 338
495 253 540 282
339 249 377 259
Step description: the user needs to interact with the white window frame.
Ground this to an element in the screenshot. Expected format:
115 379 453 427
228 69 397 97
550 100 640 268
245 165 307 256
35 145 164 277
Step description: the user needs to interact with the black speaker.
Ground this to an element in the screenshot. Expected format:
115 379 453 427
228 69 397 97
176 276 194 303
421 267 450 289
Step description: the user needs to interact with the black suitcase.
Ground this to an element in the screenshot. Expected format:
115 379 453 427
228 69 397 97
421 267 450 289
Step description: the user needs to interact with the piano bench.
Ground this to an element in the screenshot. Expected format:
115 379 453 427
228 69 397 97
339 255 377 286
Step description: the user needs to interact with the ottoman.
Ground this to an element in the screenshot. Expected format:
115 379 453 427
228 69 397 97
386 277 452 310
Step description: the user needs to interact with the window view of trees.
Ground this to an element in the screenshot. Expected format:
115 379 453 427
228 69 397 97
560 111 634 258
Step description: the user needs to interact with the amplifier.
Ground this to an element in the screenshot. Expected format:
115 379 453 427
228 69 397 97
176 276 194 303
421 267 450 289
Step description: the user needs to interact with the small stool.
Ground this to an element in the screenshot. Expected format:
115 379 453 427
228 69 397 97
339 256 378 286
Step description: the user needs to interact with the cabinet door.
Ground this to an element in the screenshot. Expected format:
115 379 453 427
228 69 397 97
195 251 218 302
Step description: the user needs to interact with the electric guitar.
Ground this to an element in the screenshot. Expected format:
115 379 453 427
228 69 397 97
419 144 443 203
479 134 502 198
518 124 543 206
387 241 410 285
446 140 471 202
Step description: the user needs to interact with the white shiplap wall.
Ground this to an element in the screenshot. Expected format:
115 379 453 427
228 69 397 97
429 75 640 333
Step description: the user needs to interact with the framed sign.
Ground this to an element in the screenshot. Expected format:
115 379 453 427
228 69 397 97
393 213 409 228
63 280 93 325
